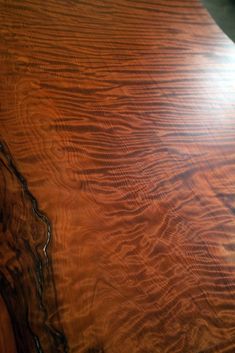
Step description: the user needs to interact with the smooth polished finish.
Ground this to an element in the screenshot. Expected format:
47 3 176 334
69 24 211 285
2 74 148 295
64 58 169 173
1 1 235 352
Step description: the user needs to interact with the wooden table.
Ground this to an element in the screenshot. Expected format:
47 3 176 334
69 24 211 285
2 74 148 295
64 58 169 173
1 1 235 352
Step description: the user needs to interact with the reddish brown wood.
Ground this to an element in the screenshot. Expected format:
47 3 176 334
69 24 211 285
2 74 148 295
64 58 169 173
1 0 235 352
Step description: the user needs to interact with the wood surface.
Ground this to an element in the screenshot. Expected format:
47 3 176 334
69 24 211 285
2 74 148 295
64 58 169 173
1 0 235 352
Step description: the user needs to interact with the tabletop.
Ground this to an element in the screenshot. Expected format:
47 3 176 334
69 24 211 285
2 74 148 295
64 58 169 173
1 1 235 353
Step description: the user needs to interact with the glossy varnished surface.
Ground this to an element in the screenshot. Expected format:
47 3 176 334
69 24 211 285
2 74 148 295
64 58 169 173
0 1 235 352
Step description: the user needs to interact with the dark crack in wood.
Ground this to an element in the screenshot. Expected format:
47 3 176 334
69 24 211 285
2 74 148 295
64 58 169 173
0 141 69 353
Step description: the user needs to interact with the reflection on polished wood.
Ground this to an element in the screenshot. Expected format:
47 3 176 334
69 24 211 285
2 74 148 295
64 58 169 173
1 0 235 352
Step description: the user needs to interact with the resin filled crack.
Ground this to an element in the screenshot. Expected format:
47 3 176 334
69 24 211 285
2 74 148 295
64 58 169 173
0 141 68 353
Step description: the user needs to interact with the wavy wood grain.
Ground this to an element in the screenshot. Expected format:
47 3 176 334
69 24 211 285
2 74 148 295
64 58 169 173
1 0 235 352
